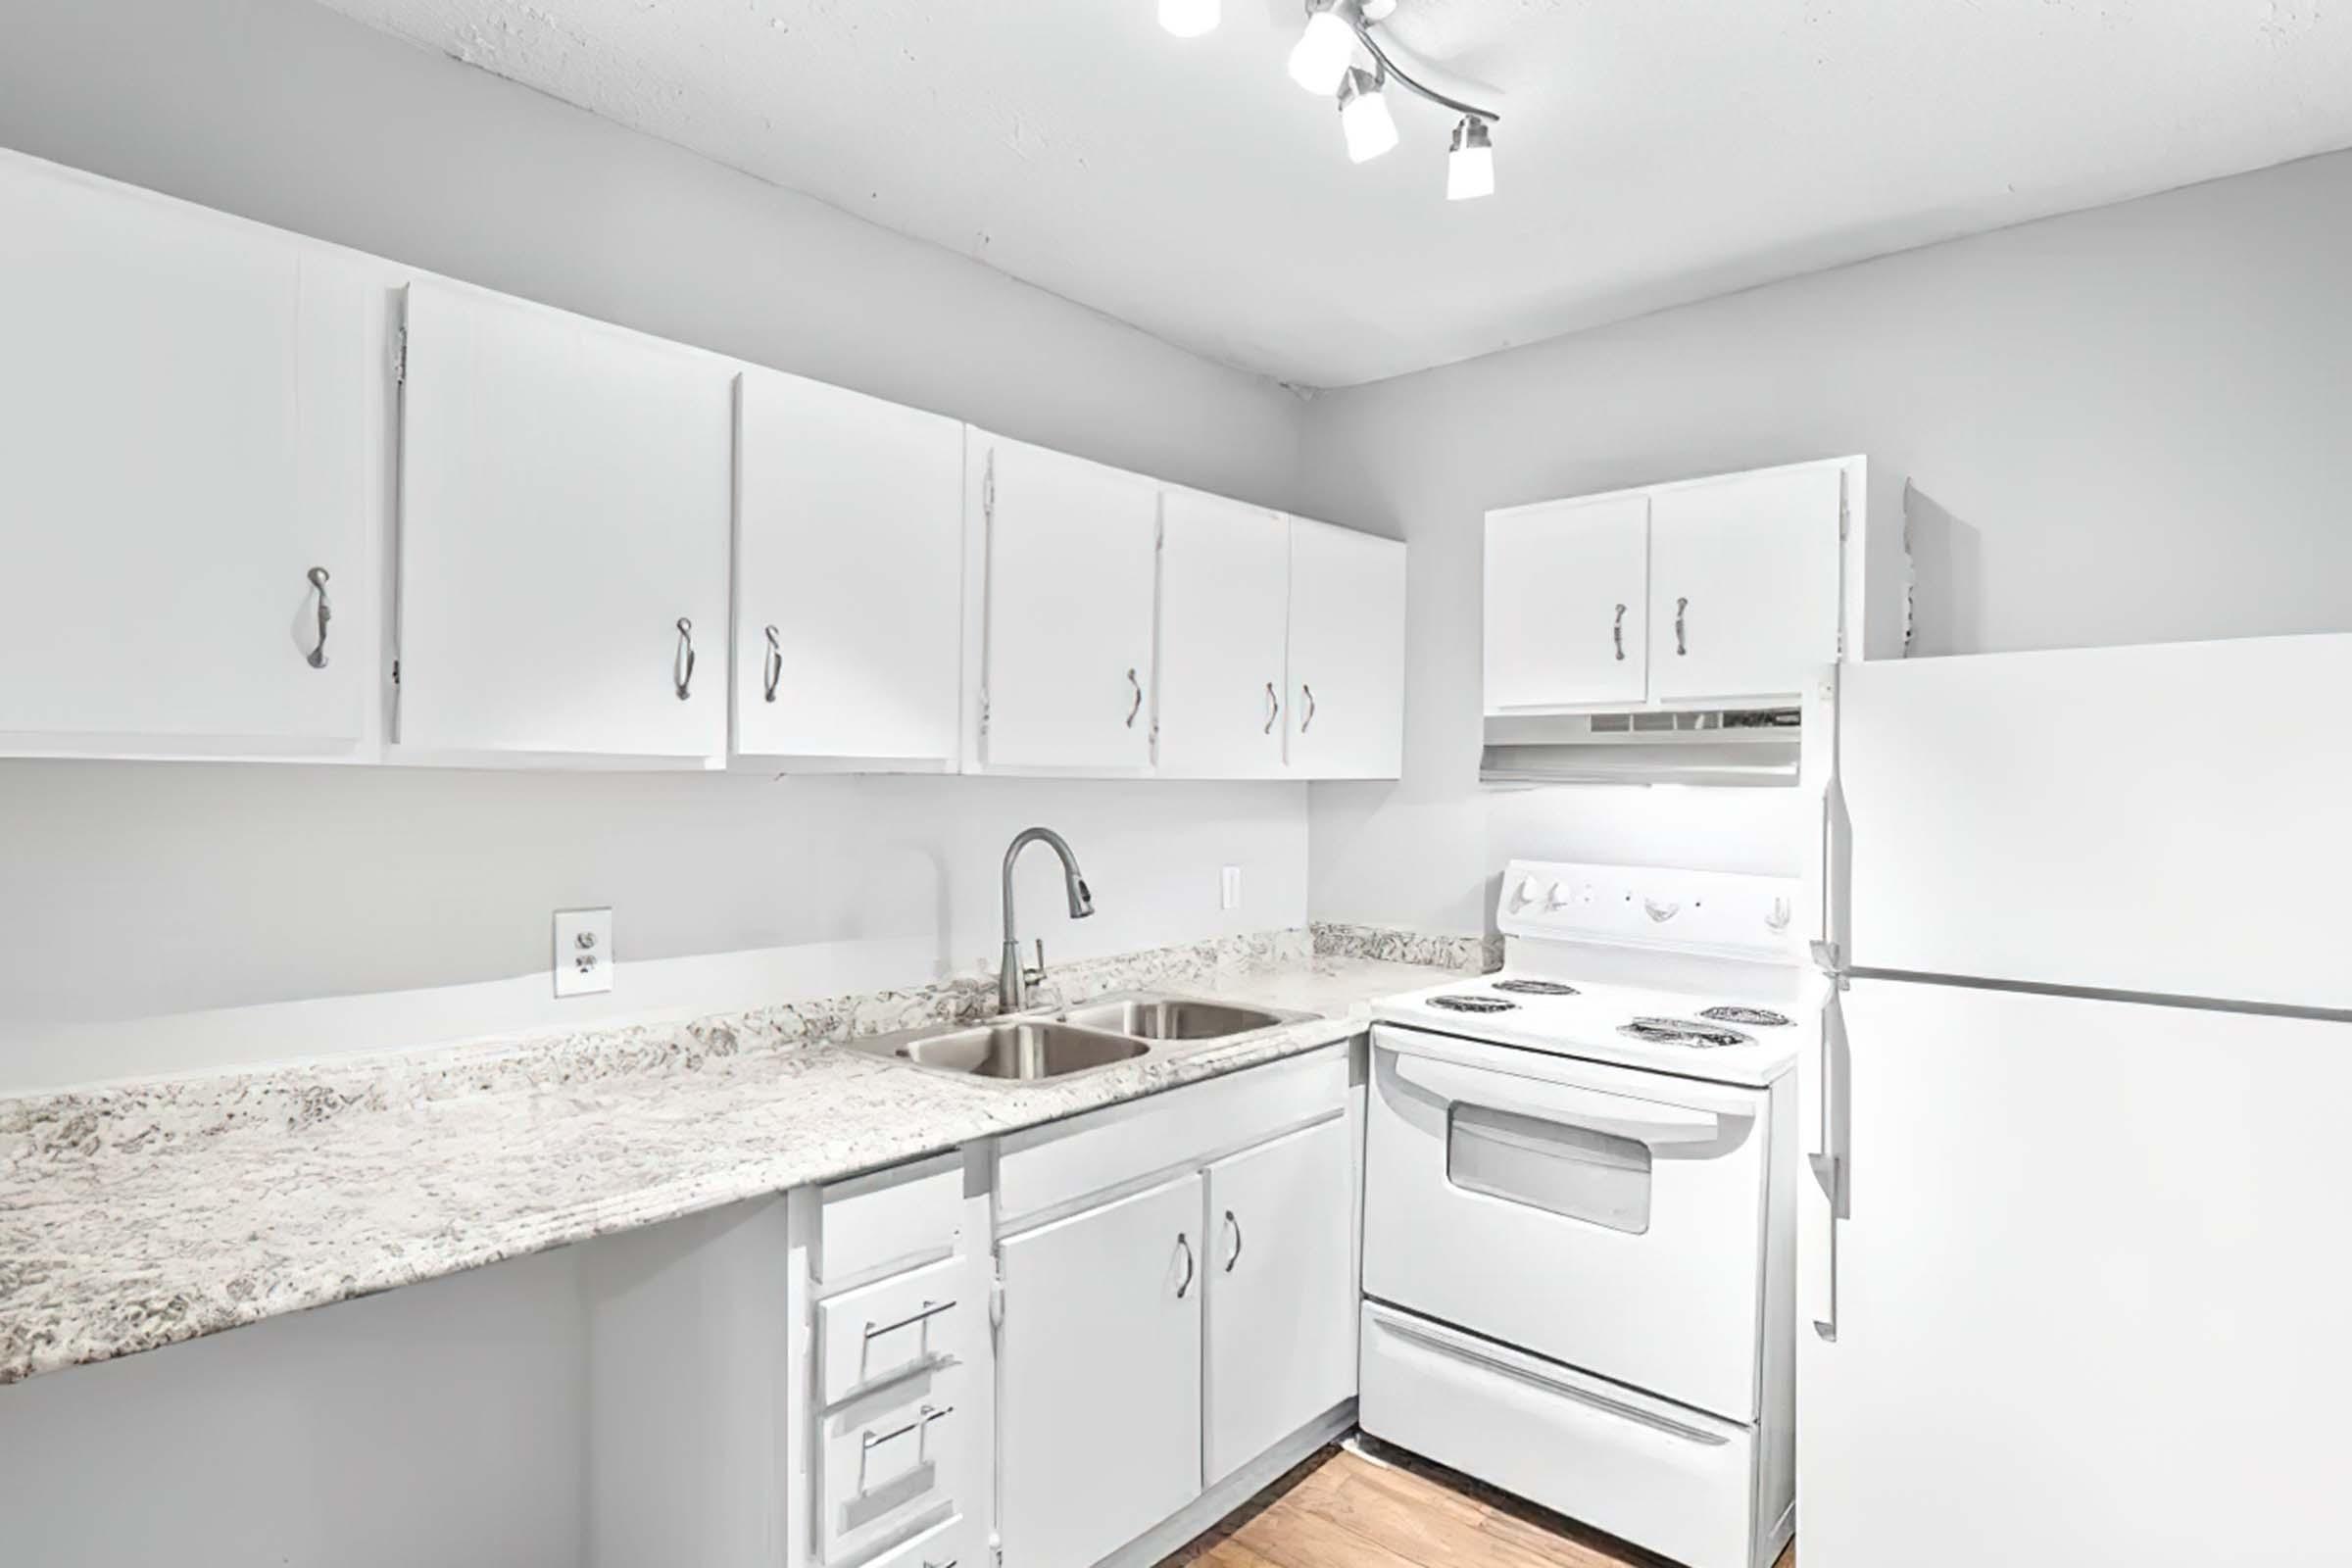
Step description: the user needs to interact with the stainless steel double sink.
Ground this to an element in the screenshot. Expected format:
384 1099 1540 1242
851 992 1312 1085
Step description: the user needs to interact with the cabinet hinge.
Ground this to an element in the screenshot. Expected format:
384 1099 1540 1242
978 687 990 741
1838 486 1849 542
392 323 407 386
982 450 995 526
988 1256 1005 1330
390 659 401 687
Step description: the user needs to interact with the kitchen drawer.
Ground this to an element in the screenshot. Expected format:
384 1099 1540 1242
817 1152 963 1286
1358 1301 1759 1568
819 1361 967 1565
996 1044 1349 1230
817 1254 967 1407
864 1512 971 1568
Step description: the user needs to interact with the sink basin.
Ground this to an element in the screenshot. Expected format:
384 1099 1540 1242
1059 996 1300 1041
893 1020 1148 1082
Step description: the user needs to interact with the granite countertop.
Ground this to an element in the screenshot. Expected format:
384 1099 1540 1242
0 930 1472 1387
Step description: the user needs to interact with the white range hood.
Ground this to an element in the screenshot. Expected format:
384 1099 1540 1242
1479 708 1803 788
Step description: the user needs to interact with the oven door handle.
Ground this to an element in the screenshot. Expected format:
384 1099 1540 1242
1388 1051 1733 1148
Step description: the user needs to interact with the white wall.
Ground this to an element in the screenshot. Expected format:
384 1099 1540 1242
0 0 1313 1089
1298 149 2352 937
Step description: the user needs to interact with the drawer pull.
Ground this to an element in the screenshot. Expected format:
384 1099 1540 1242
860 1401 955 1452
864 1298 956 1341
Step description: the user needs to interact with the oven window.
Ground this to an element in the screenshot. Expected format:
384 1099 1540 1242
1446 1102 1653 1235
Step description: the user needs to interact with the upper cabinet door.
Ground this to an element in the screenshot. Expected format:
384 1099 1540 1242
1287 517 1406 779
1484 494 1650 711
975 436 1158 772
395 281 732 763
1204 1117 1358 1487
997 1173 1205 1568
732 368 963 768
1156 489 1290 778
0 157 367 755
1648 466 1842 704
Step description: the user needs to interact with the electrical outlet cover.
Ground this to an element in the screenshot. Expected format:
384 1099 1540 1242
554 907 613 998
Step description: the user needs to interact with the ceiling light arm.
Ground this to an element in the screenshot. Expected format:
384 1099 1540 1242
1347 17 1500 124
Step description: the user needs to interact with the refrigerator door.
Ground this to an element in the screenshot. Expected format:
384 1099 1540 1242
1837 634 2352 1012
1799 977 2352 1567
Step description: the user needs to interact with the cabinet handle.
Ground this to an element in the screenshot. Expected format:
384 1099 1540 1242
1125 667 1143 728
863 1298 956 1340
761 624 782 704
1263 681 1281 735
1675 597 1689 658
1299 683 1317 733
1174 1232 1196 1298
860 1402 955 1452
1223 1209 1244 1273
305 567 332 669
1612 603 1626 662
673 617 697 700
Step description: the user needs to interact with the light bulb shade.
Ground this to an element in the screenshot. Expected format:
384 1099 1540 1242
1447 117 1495 199
1159 0 1219 37
1338 67 1398 164
1288 4 1357 95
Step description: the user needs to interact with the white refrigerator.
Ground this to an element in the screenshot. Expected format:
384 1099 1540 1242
1799 634 2352 1567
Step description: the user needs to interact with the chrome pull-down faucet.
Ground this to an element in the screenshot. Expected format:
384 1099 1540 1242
1001 827 1095 1012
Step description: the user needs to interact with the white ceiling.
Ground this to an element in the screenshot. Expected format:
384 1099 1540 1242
313 0 2352 388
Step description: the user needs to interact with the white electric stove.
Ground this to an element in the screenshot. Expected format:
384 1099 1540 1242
1359 861 1811 1568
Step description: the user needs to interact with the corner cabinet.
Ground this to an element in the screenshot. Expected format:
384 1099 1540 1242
393 280 734 765
965 434 1159 774
1287 517 1407 779
732 368 965 771
1484 457 1869 716
0 153 370 759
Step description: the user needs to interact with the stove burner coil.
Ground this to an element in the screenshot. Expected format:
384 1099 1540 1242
1617 1016 1753 1050
1428 995 1519 1014
1492 979 1581 997
1699 1005 1792 1028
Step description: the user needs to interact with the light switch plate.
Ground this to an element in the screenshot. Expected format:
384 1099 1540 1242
1221 865 1242 910
554 907 613 998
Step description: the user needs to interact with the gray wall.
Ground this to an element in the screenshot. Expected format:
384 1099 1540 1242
1296 149 2352 937
0 0 1312 1076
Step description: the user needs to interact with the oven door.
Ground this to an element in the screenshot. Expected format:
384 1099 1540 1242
1364 1024 1771 1422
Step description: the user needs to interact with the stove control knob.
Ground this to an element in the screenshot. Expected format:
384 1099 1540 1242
1543 883 1572 911
1511 875 1541 911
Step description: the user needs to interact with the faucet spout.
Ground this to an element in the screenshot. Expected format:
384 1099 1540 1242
1001 827 1094 1013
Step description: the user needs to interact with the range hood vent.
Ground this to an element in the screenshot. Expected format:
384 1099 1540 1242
1481 708 1802 788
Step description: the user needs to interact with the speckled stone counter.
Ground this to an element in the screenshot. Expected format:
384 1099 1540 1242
0 929 1473 1386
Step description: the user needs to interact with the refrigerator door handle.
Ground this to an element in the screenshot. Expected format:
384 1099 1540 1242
1804 986 1846 1342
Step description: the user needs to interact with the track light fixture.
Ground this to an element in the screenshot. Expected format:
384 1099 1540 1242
1446 115 1494 200
1162 0 1501 201
1337 67 1399 164
1158 0 1220 38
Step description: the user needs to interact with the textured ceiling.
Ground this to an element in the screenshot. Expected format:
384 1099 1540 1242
310 0 2352 388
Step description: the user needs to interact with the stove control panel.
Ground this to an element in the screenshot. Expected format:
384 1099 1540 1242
1495 860 1807 958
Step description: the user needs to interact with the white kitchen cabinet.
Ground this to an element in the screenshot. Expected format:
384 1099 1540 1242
1154 488 1291 778
732 368 965 770
1203 1115 1357 1486
968 434 1158 773
1286 516 1406 779
1483 493 1650 711
0 153 369 757
394 279 733 764
996 1173 1204 1568
1647 465 1843 703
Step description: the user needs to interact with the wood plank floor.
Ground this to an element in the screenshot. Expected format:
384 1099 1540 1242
1158 1442 1796 1568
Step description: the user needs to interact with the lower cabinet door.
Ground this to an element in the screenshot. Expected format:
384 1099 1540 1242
997 1173 1205 1568
1202 1116 1358 1485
